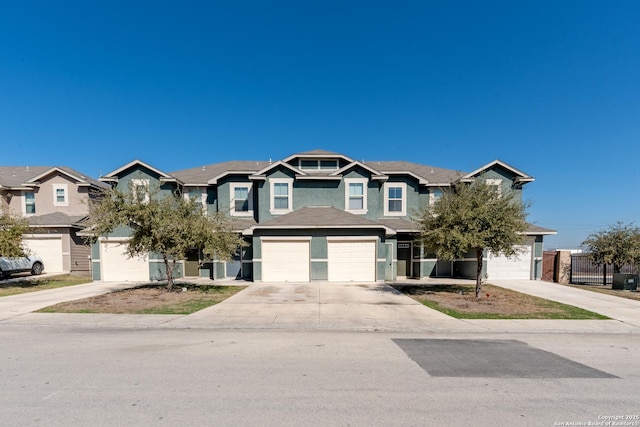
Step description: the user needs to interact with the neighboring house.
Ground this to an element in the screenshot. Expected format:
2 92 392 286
0 166 107 275
91 150 555 283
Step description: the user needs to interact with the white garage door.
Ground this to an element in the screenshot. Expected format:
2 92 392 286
328 239 376 282
487 245 532 280
23 237 64 273
101 241 149 282
261 240 310 282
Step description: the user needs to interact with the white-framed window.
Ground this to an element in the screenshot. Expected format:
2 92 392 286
383 182 407 216
298 159 338 171
230 183 253 216
270 178 293 214
429 188 443 206
184 187 208 213
344 178 368 214
131 179 150 203
485 179 503 197
23 191 36 215
53 184 69 206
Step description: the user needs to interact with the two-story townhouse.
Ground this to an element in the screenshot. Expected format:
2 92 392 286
0 166 108 275
91 150 555 283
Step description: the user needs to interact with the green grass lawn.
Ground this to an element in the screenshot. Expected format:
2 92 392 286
37 284 246 315
393 283 609 320
0 274 92 297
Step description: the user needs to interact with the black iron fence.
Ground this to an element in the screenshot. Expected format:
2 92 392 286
570 253 637 285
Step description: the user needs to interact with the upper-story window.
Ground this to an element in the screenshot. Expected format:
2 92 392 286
53 184 68 206
131 179 150 204
230 183 253 216
298 159 338 171
344 178 368 214
429 188 443 206
23 191 36 215
383 182 407 216
485 179 503 197
270 178 293 214
184 188 207 213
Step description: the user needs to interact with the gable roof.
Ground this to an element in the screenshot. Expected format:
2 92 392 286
100 160 175 182
461 159 534 184
0 166 107 190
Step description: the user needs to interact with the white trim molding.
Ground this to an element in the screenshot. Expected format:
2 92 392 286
269 178 293 215
344 178 368 215
53 183 69 207
383 182 407 216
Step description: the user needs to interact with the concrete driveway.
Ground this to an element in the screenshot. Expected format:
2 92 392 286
167 282 456 331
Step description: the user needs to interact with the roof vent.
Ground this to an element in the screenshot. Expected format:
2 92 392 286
430 168 434 173
202 165 205 171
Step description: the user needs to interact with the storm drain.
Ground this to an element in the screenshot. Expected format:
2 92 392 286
392 339 617 379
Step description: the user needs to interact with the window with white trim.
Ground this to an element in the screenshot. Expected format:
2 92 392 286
230 183 253 216
270 178 293 214
53 184 69 206
485 179 503 197
184 188 208 213
131 179 150 203
344 178 368 214
383 183 407 216
23 191 36 215
429 188 443 206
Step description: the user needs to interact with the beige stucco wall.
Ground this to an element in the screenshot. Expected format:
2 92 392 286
3 172 91 217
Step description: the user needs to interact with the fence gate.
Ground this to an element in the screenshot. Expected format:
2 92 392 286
542 251 557 282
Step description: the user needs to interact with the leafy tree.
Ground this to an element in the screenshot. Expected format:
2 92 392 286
0 210 29 257
85 186 244 290
582 221 640 273
417 180 529 297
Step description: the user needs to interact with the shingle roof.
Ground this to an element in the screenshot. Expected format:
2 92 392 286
171 161 269 184
372 161 462 185
526 223 557 235
26 212 87 228
0 166 106 189
253 206 391 230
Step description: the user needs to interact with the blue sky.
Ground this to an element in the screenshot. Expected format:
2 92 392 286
2 1 639 249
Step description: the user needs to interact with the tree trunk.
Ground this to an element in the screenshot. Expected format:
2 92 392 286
475 248 483 298
163 254 174 291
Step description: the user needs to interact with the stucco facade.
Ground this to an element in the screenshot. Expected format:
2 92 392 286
90 151 555 283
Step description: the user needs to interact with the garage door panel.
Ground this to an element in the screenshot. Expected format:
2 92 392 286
23 238 64 273
101 241 149 281
487 245 532 280
262 240 309 282
328 240 376 282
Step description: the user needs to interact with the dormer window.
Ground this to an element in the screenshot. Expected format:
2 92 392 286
298 159 338 171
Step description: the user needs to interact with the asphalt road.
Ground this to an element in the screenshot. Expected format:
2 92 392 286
1 326 638 427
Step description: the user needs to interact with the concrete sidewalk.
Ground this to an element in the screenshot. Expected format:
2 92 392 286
1 278 640 333
0 280 140 321
489 279 640 328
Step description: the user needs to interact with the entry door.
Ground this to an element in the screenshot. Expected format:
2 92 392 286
397 242 412 277
184 249 200 277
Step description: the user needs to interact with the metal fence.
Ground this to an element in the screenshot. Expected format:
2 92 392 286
570 253 637 285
